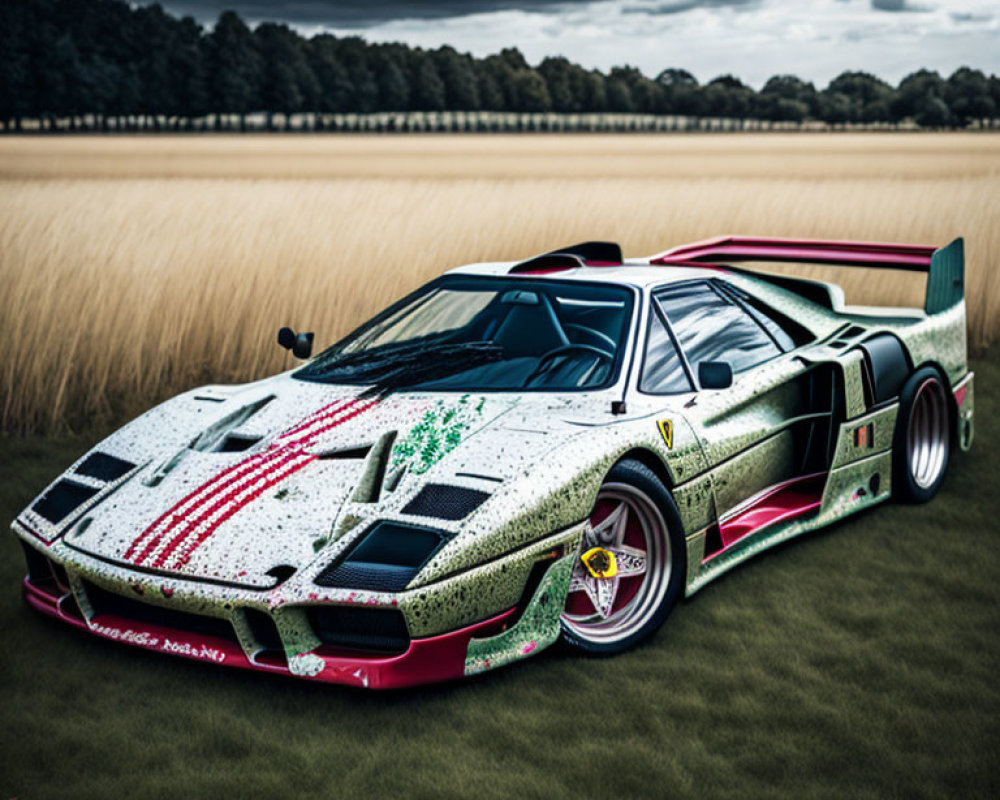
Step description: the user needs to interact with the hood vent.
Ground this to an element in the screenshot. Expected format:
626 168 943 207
401 484 489 521
351 431 397 504
318 445 372 461
217 434 263 453
190 395 275 453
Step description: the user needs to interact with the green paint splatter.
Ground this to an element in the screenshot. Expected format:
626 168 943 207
392 395 484 475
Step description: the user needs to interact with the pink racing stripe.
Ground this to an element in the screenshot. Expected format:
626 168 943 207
131 396 379 571
164 452 316 569
152 398 379 569
151 449 311 569
124 398 357 563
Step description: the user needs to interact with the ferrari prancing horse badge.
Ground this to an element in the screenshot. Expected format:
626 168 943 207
657 419 673 449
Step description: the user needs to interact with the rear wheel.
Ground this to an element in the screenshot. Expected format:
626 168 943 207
561 459 684 655
893 367 952 503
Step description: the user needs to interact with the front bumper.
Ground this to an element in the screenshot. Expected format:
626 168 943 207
23 575 520 689
16 522 581 689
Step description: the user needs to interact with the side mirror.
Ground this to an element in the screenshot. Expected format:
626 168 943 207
698 361 733 390
277 327 314 359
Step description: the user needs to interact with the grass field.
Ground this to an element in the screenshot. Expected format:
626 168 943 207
1 133 998 433
1 133 998 798
1 356 997 800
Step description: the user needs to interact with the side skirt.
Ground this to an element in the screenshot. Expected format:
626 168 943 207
684 449 892 596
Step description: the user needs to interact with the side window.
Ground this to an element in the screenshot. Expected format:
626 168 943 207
718 281 812 350
656 282 782 375
640 307 693 394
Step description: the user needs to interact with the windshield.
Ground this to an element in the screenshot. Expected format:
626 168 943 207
295 276 635 392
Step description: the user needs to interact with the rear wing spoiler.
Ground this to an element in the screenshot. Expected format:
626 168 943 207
650 236 965 315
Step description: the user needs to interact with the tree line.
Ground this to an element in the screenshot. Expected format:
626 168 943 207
2 0 998 132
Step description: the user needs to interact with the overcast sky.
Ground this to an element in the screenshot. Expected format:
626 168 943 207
155 0 1000 86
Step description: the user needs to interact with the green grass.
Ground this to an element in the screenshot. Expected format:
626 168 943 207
2 359 998 799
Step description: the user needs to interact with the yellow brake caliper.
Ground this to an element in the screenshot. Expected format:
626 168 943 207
581 547 618 579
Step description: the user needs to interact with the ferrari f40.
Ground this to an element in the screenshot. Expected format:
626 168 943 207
13 236 974 688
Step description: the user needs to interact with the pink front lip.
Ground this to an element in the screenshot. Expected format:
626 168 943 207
23 577 515 690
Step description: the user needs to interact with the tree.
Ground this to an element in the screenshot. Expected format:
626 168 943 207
255 23 318 128
412 55 446 111
759 75 817 120
581 71 608 112
945 67 996 127
512 71 551 112
0 0 30 129
372 50 410 111
656 68 702 115
608 66 661 113
433 46 479 110
335 38 378 113
703 75 753 119
915 95 952 128
209 11 260 130
822 71 893 123
538 57 575 112
892 69 946 123
307 35 353 115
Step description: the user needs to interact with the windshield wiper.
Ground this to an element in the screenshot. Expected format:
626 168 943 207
295 338 504 391
365 341 505 393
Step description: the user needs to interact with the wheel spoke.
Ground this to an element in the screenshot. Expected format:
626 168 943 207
584 574 618 619
610 544 646 577
592 501 627 546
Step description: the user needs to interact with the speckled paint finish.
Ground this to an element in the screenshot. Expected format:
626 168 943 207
12 241 974 687
465 554 573 676
830 405 899 469
954 372 975 451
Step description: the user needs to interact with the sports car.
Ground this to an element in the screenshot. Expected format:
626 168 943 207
13 236 974 688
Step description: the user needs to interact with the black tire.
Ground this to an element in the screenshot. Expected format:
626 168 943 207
560 458 685 655
893 366 952 504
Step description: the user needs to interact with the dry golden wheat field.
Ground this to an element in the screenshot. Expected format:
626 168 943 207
1 133 998 434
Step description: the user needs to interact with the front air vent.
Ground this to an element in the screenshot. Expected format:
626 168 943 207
83 581 238 643
31 479 99 524
306 605 410 654
21 541 60 594
75 452 135 482
243 608 284 651
401 483 489 520
315 522 450 592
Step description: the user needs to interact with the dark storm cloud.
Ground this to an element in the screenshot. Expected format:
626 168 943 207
153 0 583 28
871 0 912 11
622 0 758 15
153 0 766 27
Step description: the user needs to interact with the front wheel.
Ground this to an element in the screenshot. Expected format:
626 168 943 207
561 459 685 655
893 366 952 504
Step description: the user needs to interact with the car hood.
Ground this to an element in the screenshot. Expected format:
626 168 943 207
57 374 605 589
